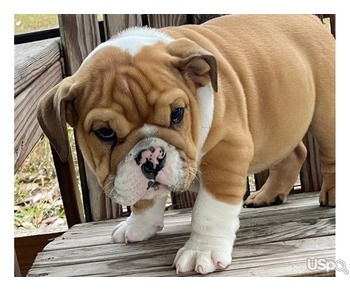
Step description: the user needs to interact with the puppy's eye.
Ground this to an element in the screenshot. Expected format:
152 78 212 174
94 127 116 142
170 107 185 126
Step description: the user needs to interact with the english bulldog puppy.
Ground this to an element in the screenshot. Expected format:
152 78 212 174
37 15 335 274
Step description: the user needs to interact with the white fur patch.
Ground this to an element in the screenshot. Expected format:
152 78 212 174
174 186 242 274
84 27 173 63
111 195 168 243
140 124 158 137
196 85 215 163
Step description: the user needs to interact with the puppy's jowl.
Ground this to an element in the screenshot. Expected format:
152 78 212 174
38 15 335 274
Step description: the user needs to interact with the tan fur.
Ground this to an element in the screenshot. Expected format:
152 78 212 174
245 141 308 206
162 15 335 206
37 15 335 209
132 199 155 214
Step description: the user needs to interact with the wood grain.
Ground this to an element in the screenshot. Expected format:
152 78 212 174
14 61 63 172
14 38 61 97
147 14 188 28
58 14 100 75
103 14 142 39
27 192 335 277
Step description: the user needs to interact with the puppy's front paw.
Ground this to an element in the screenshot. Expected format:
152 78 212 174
173 236 233 274
111 216 163 243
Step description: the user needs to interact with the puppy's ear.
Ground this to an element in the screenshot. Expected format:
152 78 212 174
167 38 218 92
37 77 78 162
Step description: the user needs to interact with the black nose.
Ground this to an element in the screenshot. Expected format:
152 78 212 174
135 147 167 180
141 160 157 179
141 155 166 179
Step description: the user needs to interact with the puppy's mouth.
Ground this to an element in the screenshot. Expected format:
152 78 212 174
106 138 188 206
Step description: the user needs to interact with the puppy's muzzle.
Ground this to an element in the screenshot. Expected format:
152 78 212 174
135 147 167 187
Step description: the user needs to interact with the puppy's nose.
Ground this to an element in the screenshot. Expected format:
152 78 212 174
135 147 166 179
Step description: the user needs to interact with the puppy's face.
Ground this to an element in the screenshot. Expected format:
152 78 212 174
37 38 217 206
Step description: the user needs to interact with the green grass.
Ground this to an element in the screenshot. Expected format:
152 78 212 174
14 128 79 230
14 135 64 230
14 14 59 34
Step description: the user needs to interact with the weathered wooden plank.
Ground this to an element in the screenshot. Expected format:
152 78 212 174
14 61 63 172
14 38 61 97
58 14 100 75
40 201 334 252
38 192 324 250
103 14 142 39
15 230 65 276
27 192 334 276
29 212 335 263
27 193 335 276
27 235 335 277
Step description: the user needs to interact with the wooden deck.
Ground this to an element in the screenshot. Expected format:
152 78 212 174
27 192 335 277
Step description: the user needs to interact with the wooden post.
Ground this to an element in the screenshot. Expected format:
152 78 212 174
51 145 84 226
14 251 21 277
254 170 270 191
103 14 142 39
300 131 322 192
58 14 100 74
56 15 101 224
147 14 188 28
191 14 225 24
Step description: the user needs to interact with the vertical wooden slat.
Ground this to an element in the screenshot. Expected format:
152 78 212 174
243 177 251 200
191 14 225 24
15 251 21 277
171 191 198 209
57 14 101 223
316 14 336 38
300 131 322 192
51 145 84 226
330 14 336 38
58 14 101 74
254 170 270 191
103 14 142 39
147 14 188 28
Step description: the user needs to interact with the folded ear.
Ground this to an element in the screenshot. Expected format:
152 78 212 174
167 38 218 92
37 77 78 162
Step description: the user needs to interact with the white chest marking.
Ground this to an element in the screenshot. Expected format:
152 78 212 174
196 85 215 163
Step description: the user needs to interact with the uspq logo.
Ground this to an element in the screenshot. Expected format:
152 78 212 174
307 258 349 275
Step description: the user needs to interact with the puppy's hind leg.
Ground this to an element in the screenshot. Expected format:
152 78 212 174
310 100 335 207
244 141 307 208
309 46 335 207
